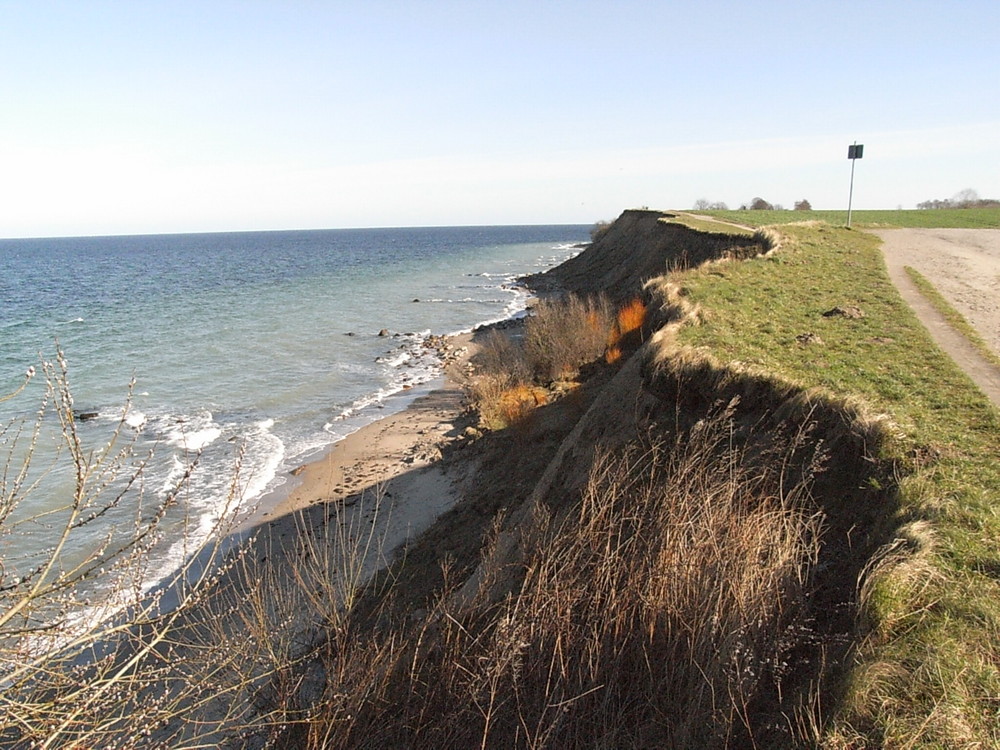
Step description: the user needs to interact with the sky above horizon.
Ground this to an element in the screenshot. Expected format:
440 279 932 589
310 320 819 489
2 1 998 238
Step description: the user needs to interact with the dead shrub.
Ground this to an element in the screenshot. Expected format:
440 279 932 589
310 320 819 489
498 384 547 427
523 294 613 383
472 328 530 384
469 372 513 430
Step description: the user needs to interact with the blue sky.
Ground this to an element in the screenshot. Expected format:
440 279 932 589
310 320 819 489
2 0 998 237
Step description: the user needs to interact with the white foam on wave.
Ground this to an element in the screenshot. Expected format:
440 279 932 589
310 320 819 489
159 454 191 498
376 349 411 368
149 413 287 591
423 297 506 304
236 418 285 504
326 329 447 433
163 412 223 452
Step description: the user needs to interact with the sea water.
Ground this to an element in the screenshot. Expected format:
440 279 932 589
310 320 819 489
0 225 586 594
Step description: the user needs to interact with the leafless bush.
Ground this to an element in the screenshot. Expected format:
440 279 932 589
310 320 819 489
916 188 1000 209
523 294 614 383
693 199 729 211
469 297 613 428
472 329 530 385
0 351 393 748
589 220 613 243
749 197 774 210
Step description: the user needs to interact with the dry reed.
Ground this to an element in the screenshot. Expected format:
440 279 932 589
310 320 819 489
273 403 824 748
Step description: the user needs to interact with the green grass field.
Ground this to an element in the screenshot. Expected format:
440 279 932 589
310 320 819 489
674 222 1000 746
691 206 1000 229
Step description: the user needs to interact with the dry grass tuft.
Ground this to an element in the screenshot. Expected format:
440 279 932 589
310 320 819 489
605 297 648 363
269 404 825 748
616 296 647 335
498 383 548 427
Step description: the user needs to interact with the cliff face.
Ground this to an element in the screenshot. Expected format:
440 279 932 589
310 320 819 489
454 210 897 746
525 209 770 304
271 210 898 748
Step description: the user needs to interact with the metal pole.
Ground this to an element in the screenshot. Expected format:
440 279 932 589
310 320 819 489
846 141 861 228
847 154 857 228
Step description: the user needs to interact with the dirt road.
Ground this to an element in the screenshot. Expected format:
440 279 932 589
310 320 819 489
874 228 1000 407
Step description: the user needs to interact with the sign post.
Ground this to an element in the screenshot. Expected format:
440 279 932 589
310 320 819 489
847 142 864 227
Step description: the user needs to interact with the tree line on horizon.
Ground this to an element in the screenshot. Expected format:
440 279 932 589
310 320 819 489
694 197 811 211
916 188 999 209
693 188 998 213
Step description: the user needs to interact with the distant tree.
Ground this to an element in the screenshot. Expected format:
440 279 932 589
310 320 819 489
952 188 980 208
749 197 773 210
794 199 812 211
917 188 1000 209
916 198 947 209
693 199 729 211
590 220 613 243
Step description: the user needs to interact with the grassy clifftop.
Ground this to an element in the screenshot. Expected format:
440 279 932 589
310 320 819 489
665 219 1000 746
692 206 1000 229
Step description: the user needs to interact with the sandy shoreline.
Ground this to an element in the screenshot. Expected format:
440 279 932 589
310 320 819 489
228 330 483 579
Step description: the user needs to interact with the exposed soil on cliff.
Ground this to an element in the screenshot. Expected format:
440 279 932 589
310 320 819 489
525 209 771 304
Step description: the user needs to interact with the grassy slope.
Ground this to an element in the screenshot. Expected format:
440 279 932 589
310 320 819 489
672 221 1000 746
691 206 1000 229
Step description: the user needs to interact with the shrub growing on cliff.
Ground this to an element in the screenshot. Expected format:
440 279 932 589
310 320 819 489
471 328 530 385
523 294 614 383
472 296 647 427
606 297 648 364
589 220 613 243
469 295 614 428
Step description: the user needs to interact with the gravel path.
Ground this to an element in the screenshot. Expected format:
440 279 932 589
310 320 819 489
874 228 1000 407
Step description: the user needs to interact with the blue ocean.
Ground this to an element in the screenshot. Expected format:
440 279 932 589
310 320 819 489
0 225 586 591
